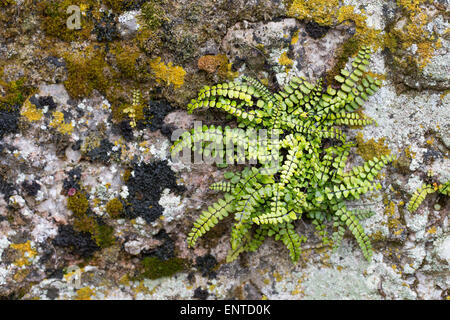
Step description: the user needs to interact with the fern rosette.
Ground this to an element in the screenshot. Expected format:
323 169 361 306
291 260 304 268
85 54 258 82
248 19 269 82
172 47 393 263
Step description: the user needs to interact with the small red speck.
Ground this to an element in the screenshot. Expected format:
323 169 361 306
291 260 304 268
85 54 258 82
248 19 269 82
68 188 77 196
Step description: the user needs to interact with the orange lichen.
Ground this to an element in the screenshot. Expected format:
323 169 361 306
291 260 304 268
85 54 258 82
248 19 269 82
198 54 228 73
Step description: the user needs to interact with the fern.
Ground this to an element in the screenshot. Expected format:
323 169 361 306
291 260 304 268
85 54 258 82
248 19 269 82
407 180 449 213
173 47 392 263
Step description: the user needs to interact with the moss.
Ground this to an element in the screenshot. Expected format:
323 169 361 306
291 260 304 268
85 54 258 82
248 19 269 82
141 256 186 279
355 132 391 161
63 46 115 99
103 0 143 13
92 223 115 248
67 191 116 248
105 198 124 218
138 0 166 30
38 0 95 42
112 44 150 81
67 192 89 216
0 76 34 107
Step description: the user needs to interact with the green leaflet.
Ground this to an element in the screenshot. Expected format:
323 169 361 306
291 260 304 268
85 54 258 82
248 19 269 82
175 46 393 263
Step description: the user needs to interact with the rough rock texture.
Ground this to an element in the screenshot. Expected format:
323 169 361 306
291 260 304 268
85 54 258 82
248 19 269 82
0 0 448 300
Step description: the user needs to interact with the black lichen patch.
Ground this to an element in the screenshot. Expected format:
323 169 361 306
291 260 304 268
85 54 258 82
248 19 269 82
21 180 41 197
29 95 57 111
85 139 114 163
0 104 19 140
92 12 118 42
193 287 209 300
142 229 175 260
62 167 82 192
195 254 218 279
123 160 185 223
305 21 330 39
138 100 174 132
52 225 100 258
116 120 134 141
0 174 15 201
46 287 60 300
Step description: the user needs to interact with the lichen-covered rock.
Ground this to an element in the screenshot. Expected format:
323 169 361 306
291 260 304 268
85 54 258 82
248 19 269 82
0 0 448 301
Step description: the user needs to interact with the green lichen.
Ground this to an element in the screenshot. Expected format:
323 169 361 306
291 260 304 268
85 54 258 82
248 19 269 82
93 223 116 248
141 256 186 280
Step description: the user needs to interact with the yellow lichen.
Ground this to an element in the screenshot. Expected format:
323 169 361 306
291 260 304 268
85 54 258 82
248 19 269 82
288 0 382 50
287 0 339 26
427 226 437 234
279 51 294 68
10 241 37 267
390 0 441 69
75 287 95 300
49 111 74 135
291 30 299 45
404 146 416 159
21 99 43 122
355 132 391 161
149 57 186 89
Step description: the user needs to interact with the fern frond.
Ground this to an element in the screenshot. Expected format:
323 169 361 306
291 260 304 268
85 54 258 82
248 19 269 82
335 207 373 261
438 180 449 196
187 193 235 247
276 223 305 263
407 183 435 212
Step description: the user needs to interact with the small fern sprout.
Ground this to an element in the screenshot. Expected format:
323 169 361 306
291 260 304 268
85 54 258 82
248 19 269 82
407 180 449 213
172 47 393 263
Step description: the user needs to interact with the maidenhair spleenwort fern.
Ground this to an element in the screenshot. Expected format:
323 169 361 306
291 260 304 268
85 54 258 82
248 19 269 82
407 180 449 213
172 46 394 263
